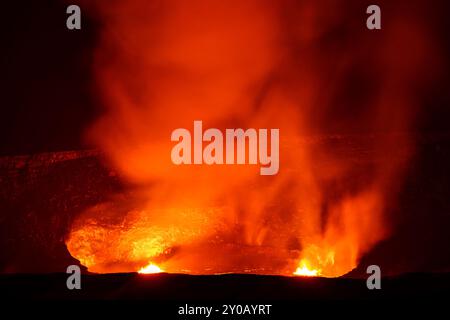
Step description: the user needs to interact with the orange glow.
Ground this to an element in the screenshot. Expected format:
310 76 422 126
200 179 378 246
66 1 438 276
138 263 163 274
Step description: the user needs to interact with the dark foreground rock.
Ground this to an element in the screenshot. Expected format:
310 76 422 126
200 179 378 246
0 272 449 301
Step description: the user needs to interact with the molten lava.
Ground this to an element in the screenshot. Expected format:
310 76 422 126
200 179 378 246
294 260 319 277
138 263 163 274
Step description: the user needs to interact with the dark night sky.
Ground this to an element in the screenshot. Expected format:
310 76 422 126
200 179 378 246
0 0 98 155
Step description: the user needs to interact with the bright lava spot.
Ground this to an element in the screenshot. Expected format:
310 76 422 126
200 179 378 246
138 263 163 274
293 260 320 277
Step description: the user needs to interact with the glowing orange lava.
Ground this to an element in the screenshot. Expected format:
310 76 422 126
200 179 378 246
294 260 319 277
138 263 163 274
